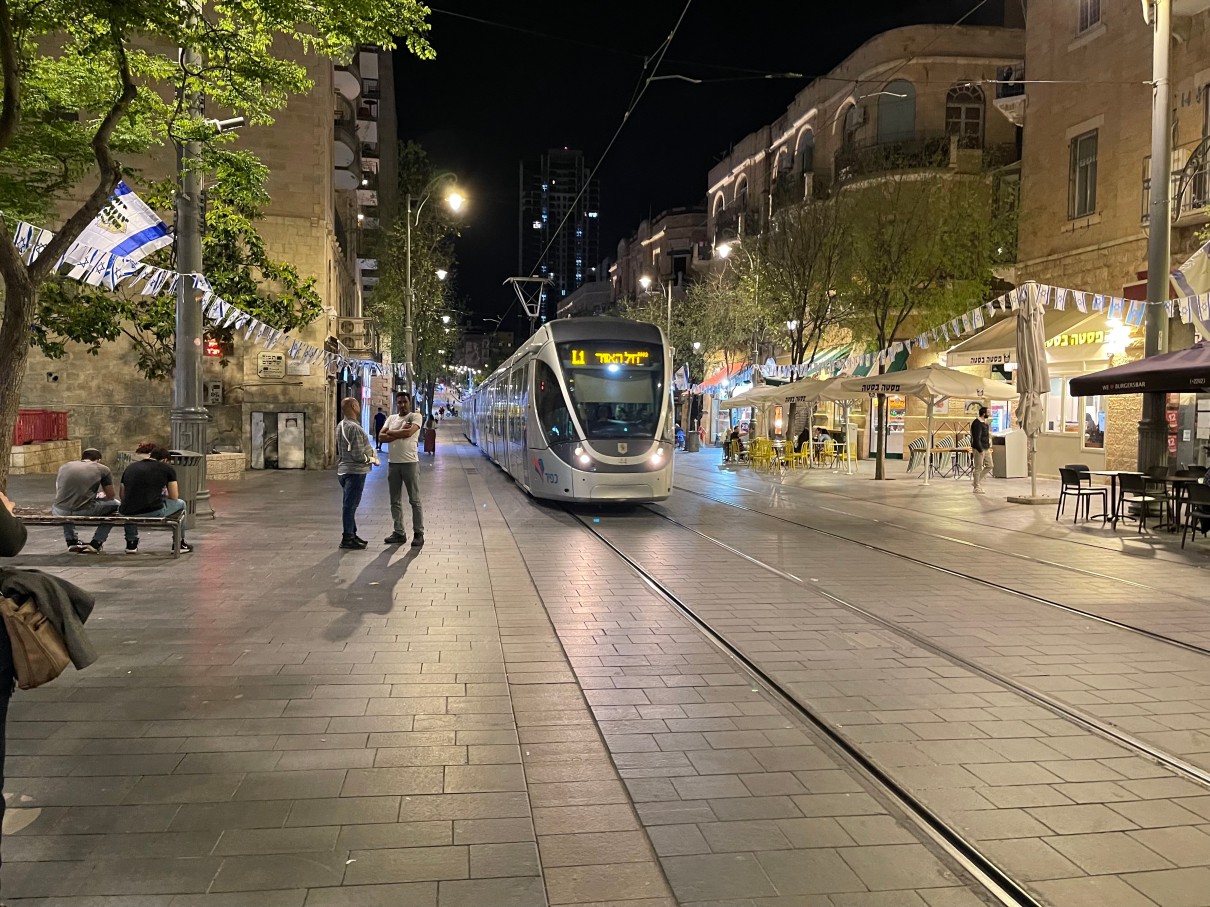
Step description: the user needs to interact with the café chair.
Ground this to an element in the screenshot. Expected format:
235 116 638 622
1056 467 1107 524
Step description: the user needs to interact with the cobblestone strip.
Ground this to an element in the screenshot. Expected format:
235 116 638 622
466 470 677 907
656 484 1210 780
676 458 1210 634
472 455 1002 907
582 502 1210 907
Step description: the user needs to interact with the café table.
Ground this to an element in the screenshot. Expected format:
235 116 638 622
1087 470 1144 526
1159 475 1205 532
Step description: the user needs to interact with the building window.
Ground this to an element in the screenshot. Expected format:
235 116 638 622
1078 0 1101 34
1047 376 1106 449
842 104 865 148
1068 129 1098 218
945 85 984 148
796 130 815 173
877 80 916 143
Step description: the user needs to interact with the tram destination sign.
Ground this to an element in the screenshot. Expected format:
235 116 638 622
563 346 652 368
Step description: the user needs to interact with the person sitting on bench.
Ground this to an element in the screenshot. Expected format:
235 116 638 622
120 447 191 554
52 448 120 554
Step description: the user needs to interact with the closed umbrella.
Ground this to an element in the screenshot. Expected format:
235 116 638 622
1014 282 1050 501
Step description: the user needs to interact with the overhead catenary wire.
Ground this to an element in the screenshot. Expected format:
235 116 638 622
524 0 695 287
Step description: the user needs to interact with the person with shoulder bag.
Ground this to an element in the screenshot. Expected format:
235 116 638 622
336 397 376 549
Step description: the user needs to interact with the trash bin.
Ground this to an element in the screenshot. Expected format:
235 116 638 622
169 449 204 529
684 431 700 452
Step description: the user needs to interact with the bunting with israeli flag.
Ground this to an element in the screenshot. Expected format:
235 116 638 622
1126 300 1146 327
1107 296 1124 320
1073 291 1088 313
1053 287 1067 311
72 181 173 262
1173 239 1210 339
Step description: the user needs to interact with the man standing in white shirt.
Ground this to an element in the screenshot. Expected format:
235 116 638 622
379 392 425 547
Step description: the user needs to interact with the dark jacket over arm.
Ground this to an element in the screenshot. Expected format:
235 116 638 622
0 505 27 558
0 569 97 669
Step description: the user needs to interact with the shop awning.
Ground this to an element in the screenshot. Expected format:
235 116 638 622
697 361 746 393
851 346 910 378
799 344 854 377
946 309 1102 367
1070 340 1210 395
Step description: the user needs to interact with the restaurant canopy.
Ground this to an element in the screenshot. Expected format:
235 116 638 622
718 383 785 410
1069 341 1210 396
759 377 836 406
945 308 1105 367
825 364 1020 403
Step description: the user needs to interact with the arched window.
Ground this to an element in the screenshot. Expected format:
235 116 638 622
795 129 815 172
877 80 916 143
842 103 865 148
734 175 748 210
773 147 791 176
946 84 985 148
712 193 725 220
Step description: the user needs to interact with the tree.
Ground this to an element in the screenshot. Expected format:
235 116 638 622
368 142 461 415
751 195 853 369
841 171 1002 479
31 149 324 379
0 0 433 488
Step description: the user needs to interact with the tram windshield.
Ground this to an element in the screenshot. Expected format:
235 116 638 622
556 341 665 440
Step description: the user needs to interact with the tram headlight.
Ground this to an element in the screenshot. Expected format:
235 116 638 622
575 446 584 457
652 447 664 460
579 454 591 465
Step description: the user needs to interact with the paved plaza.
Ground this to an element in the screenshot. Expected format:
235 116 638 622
3 430 1210 906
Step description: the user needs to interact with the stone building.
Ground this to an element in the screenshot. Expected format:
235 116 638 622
18 43 398 471
608 206 710 306
705 24 1025 246
1009 0 1210 471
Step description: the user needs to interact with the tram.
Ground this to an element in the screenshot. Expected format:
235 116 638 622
465 317 674 502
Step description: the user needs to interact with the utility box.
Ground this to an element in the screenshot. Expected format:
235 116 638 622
992 430 1027 478
168 449 204 529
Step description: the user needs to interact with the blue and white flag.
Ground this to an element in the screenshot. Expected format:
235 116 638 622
1125 300 1146 327
1073 291 1088 313
1173 240 1210 338
1091 293 1105 312
71 182 172 262
1108 296 1124 320
1053 287 1067 311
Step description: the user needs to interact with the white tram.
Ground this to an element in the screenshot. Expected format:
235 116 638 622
465 318 674 502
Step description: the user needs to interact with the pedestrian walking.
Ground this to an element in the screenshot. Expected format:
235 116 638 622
51 449 119 554
379 392 425 547
336 397 376 549
119 446 192 553
970 405 993 495
373 407 387 451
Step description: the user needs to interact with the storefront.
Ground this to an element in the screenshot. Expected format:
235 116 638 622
945 309 1139 475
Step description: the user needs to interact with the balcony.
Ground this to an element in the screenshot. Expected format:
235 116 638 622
834 132 1011 186
714 203 756 240
1141 136 1210 227
993 63 1026 127
334 60 360 101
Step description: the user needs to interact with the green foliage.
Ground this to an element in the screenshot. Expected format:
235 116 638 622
369 142 463 406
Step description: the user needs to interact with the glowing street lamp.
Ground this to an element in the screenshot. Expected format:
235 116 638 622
435 269 448 281
639 275 652 291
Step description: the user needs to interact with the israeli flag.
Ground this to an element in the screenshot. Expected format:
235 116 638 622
73 182 172 262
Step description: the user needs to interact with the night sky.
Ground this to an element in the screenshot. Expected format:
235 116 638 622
394 0 1013 324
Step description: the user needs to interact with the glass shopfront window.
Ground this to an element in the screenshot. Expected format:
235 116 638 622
1048 375 1106 450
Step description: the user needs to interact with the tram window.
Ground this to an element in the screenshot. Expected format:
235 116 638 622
535 361 575 443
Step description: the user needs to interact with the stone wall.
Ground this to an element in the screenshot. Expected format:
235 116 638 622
9 440 81 475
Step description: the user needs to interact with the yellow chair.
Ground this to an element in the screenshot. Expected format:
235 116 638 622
818 438 836 468
786 441 806 470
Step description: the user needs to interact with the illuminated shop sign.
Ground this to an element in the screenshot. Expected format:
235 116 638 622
1046 331 1105 348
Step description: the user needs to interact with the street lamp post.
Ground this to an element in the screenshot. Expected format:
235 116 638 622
404 175 462 395
1139 0 1173 471
639 275 674 337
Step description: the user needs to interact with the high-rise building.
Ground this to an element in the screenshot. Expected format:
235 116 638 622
518 148 600 326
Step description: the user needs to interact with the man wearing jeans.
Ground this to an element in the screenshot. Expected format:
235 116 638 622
970 406 993 495
120 446 191 552
52 448 119 553
380 392 425 548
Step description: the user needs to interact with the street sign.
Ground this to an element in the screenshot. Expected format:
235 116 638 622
257 351 286 379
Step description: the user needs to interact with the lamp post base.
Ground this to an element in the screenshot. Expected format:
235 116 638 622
171 407 214 522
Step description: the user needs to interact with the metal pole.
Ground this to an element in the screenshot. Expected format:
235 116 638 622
666 282 672 337
170 40 212 521
1139 0 1172 471
404 191 414 396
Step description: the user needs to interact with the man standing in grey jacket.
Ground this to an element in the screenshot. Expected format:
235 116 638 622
336 397 374 549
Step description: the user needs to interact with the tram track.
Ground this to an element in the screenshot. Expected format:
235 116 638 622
696 467 1210 571
674 483 1210 658
563 506 1042 907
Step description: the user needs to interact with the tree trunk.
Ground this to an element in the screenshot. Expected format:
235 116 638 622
0 274 37 492
875 393 888 481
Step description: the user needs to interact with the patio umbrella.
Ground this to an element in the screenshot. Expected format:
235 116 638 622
827 365 1019 485
1015 283 1050 501
1069 340 1210 395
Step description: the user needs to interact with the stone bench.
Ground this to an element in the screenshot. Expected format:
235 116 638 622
14 508 186 558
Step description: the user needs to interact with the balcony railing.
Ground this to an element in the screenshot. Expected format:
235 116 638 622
1141 136 1210 226
834 132 1008 185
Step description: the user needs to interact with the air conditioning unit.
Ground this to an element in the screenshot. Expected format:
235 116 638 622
337 317 371 353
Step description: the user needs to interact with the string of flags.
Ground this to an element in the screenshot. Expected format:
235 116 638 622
11 218 408 379
692 279 1210 394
